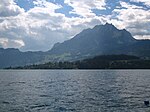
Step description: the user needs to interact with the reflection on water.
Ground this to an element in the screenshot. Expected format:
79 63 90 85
0 70 150 112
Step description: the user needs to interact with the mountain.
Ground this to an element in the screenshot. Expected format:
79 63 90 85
1 23 150 68
0 48 46 68
124 40 150 57
49 23 137 60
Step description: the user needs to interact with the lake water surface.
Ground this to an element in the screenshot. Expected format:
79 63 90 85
0 70 150 112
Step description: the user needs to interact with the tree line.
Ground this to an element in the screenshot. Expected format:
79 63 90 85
6 54 150 69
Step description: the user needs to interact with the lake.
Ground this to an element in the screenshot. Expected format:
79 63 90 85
0 70 150 112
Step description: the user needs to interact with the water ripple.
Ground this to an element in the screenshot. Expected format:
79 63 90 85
0 70 150 112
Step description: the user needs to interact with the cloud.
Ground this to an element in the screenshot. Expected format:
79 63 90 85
0 0 107 51
110 1 150 39
0 38 24 48
0 0 24 17
64 0 106 17
1 0 149 51
33 0 62 12
0 0 68 51
130 0 150 7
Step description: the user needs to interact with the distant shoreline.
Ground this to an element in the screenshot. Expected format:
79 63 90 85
0 68 150 71
3 55 150 70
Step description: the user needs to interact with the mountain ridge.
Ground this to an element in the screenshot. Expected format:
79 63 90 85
49 23 137 58
1 23 150 68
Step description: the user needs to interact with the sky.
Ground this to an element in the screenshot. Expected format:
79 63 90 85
0 0 150 51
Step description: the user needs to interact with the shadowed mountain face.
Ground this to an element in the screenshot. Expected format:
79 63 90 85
49 23 137 58
0 48 46 68
1 23 150 68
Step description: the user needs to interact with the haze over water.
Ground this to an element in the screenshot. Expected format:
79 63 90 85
0 70 150 112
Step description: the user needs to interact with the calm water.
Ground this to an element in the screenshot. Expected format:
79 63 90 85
0 70 150 112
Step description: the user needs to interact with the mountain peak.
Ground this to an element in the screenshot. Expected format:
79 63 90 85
104 22 117 29
49 23 136 57
105 22 113 26
93 23 117 31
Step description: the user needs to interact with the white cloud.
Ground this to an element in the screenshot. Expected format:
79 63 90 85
0 0 24 17
134 35 150 39
33 0 62 12
130 0 150 7
110 1 150 39
0 38 24 48
64 0 106 17
0 38 9 48
0 0 68 51
1 0 149 51
119 1 144 9
0 0 107 51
